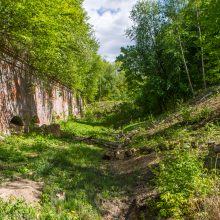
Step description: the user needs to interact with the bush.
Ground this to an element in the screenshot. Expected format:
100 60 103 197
83 101 117 123
154 148 212 219
83 101 144 129
104 102 143 129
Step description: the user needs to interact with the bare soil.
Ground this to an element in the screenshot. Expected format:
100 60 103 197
0 178 43 204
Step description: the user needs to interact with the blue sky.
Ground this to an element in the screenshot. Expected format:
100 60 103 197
83 0 137 62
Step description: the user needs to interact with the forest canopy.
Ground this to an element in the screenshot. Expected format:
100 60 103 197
0 0 121 101
117 0 220 114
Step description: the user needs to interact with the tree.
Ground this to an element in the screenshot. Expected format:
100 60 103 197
96 61 128 101
0 0 105 101
118 0 193 113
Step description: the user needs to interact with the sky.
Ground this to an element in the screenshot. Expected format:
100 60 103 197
83 0 137 62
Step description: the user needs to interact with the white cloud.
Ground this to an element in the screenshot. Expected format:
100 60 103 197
83 0 137 62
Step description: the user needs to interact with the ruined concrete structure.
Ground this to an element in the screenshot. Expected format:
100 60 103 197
0 50 82 134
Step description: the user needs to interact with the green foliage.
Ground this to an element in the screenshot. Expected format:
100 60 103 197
83 101 120 123
178 100 213 124
83 101 144 129
117 0 220 114
201 0 220 83
0 0 115 101
104 102 143 129
61 120 115 141
95 62 128 102
155 149 211 219
0 198 79 220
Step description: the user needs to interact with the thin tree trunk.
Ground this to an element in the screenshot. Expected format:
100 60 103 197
178 34 195 97
195 0 206 89
99 77 101 101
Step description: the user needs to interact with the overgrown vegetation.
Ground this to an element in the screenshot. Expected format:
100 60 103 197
83 101 143 129
155 149 212 219
0 198 79 220
1 94 220 219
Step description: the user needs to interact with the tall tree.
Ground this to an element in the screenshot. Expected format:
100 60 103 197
164 0 195 96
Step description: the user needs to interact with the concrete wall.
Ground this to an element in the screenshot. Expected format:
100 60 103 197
0 51 82 134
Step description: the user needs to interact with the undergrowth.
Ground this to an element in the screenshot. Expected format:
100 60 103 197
154 148 214 219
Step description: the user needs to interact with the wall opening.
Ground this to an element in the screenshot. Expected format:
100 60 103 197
10 116 24 127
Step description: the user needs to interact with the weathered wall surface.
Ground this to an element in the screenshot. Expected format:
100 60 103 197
0 51 82 134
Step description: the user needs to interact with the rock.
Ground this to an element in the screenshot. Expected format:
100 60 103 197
125 149 133 158
207 140 216 147
33 123 40 128
199 145 205 150
124 137 131 145
103 151 114 160
115 150 125 160
139 147 154 154
9 123 24 134
206 141 220 155
56 191 65 201
125 148 138 158
212 144 220 155
104 148 139 161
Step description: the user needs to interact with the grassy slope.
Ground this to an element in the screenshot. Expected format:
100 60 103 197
126 94 220 156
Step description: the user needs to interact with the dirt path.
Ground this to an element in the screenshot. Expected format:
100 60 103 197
96 137 159 220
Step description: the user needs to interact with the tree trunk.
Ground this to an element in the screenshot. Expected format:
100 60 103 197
195 0 206 89
178 34 195 97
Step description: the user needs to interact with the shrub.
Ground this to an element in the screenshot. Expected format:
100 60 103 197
154 148 212 219
83 101 144 128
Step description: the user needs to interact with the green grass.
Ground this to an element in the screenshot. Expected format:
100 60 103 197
0 121 138 219
61 120 116 141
